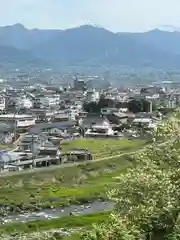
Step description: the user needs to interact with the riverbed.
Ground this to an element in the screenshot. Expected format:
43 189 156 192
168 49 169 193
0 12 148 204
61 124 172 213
0 201 114 224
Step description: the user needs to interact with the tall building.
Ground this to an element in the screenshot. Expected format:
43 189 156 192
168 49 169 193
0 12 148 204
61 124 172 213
74 78 86 91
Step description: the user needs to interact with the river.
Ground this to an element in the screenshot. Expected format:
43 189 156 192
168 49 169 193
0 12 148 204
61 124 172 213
1 201 114 224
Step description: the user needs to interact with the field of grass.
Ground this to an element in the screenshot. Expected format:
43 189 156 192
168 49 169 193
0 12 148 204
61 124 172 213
0 139 146 213
0 212 110 234
61 138 145 159
0 153 134 213
0 144 14 150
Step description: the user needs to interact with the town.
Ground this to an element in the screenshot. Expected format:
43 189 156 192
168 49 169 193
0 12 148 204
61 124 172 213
1 0 180 238
0 75 176 174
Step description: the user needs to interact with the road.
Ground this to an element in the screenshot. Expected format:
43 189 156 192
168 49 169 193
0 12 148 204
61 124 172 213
0 139 170 178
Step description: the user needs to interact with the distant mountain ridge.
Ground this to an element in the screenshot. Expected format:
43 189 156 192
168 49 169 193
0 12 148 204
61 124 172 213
1 24 180 69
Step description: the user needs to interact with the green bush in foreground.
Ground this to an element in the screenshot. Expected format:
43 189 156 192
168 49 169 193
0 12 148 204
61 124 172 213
81 110 180 240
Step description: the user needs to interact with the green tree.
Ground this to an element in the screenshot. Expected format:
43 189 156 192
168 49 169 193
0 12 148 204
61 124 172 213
81 111 180 240
83 102 99 113
128 99 144 113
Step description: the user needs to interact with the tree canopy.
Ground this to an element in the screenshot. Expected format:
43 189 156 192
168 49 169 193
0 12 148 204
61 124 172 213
128 98 152 113
83 96 115 113
81 109 180 240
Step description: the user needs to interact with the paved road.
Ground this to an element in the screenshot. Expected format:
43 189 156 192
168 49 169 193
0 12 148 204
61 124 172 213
0 140 171 178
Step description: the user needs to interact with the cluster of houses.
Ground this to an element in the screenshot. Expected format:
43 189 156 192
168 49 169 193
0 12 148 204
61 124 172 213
0 81 176 172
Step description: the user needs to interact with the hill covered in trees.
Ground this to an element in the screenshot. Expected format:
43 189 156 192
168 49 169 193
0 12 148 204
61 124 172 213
1 24 180 69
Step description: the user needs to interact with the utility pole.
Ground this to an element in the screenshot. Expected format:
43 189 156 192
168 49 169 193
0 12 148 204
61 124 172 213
13 105 18 143
32 135 36 168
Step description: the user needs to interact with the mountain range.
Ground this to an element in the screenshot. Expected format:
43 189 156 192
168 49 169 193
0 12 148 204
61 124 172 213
1 23 180 69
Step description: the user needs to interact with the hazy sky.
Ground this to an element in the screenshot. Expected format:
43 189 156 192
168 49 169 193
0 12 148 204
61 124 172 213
1 0 180 32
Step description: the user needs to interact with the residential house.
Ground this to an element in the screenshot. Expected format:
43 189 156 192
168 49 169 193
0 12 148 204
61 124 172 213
85 89 100 102
0 96 6 112
106 112 128 125
101 108 118 116
0 114 36 129
18 133 49 154
33 93 60 108
38 145 60 157
79 114 110 129
29 108 59 122
53 113 70 122
84 124 115 138
28 121 76 135
0 123 14 144
63 149 92 162
131 112 161 130
0 151 22 172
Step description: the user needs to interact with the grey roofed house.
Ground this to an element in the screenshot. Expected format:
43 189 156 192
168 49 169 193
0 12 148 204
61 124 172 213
0 123 14 133
113 112 128 119
80 114 109 129
0 151 20 165
38 144 59 156
135 112 157 118
19 133 49 148
53 113 70 121
28 121 76 135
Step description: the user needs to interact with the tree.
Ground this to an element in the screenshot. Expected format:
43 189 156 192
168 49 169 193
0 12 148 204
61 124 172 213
98 96 115 109
128 99 155 113
128 99 144 113
81 111 180 240
83 102 99 113
82 160 180 240
83 97 115 113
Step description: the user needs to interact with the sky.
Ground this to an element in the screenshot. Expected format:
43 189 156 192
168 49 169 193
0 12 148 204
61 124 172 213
1 0 180 32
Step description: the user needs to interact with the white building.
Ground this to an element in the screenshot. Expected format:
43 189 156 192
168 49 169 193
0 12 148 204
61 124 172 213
86 89 100 102
85 124 115 137
0 97 5 111
19 97 33 109
34 94 60 107
0 114 36 128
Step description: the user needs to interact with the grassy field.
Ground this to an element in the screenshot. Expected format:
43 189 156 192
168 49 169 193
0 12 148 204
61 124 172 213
61 138 145 159
0 154 133 213
0 139 145 213
0 212 110 234
0 139 146 239
0 144 14 150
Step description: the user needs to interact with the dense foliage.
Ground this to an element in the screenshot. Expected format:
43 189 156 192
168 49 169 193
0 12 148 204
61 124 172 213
127 98 157 113
83 97 156 114
81 109 180 240
83 96 115 113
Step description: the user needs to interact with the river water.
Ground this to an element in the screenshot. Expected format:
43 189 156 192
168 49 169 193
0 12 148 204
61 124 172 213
1 201 114 224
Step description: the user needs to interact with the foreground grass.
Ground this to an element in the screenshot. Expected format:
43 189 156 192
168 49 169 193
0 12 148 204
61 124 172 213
0 154 132 213
0 212 110 234
61 138 145 159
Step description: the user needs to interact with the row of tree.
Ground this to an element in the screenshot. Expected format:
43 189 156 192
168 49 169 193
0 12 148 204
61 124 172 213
83 97 156 113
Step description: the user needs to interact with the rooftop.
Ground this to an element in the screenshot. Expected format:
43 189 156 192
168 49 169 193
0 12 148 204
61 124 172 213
28 121 76 134
0 114 35 119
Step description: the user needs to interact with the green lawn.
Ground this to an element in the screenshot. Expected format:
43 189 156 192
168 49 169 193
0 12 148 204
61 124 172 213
0 212 110 234
61 138 145 159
